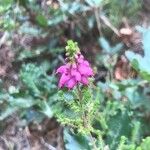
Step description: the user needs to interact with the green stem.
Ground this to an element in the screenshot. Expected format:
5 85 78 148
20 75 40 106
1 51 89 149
77 85 99 150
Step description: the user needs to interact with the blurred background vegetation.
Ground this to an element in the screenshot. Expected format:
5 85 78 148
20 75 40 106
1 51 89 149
1 0 150 150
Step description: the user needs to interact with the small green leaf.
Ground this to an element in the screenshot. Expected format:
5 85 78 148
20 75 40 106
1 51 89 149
38 101 53 118
0 107 18 121
112 43 123 53
64 128 91 150
99 37 111 53
138 137 150 150
85 0 102 6
9 97 36 108
143 28 150 58
36 14 48 27
0 0 13 7
107 110 131 149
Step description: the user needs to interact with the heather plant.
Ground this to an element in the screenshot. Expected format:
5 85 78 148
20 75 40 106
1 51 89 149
55 40 103 149
1 0 150 149
0 39 150 149
53 40 150 150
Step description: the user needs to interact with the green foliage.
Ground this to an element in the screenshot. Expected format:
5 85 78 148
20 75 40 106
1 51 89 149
97 37 123 80
116 136 150 150
99 37 123 54
106 0 141 26
126 28 150 81
0 63 57 121
65 40 80 58
137 137 150 150
0 0 149 149
36 14 48 27
0 0 13 12
64 128 91 150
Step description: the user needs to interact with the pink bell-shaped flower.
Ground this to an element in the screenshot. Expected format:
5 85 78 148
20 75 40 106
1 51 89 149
56 65 67 74
81 76 89 85
71 68 81 81
58 73 70 88
56 45 94 89
78 63 94 76
66 77 77 89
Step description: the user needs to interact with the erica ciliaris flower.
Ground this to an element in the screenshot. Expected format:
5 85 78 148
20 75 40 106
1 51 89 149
56 41 94 89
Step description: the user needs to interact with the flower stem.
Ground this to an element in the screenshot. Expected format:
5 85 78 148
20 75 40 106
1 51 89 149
77 85 99 150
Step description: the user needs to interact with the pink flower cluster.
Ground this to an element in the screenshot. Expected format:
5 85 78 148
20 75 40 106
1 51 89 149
56 53 94 89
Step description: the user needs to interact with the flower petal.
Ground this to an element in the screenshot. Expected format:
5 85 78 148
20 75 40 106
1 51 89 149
71 68 81 81
76 54 84 63
66 78 77 89
77 58 84 63
81 76 89 85
59 73 70 88
83 60 90 66
56 65 67 74
72 63 77 69
75 72 81 81
78 64 93 76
